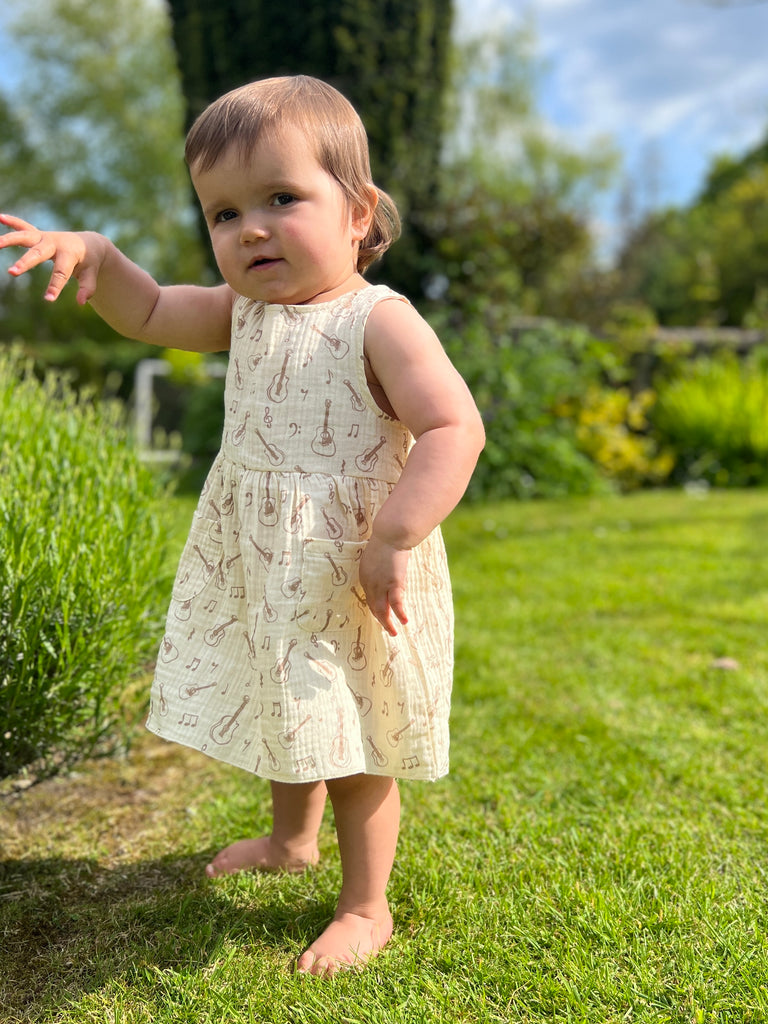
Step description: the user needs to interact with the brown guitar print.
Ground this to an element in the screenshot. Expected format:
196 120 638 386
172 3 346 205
231 411 250 447
348 625 367 670
255 429 285 467
263 738 281 772
311 399 336 457
271 639 298 683
366 734 389 768
248 535 274 571
324 550 348 586
330 709 352 769
278 714 313 750
311 325 350 359
193 544 217 583
351 480 369 535
343 378 366 412
204 615 239 647
258 473 279 526
266 349 291 402
209 695 250 745
346 683 372 716
387 718 414 748
321 506 344 541
179 680 217 700
355 435 386 473
285 493 310 534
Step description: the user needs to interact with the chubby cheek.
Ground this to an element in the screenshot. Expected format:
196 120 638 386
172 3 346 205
209 238 239 283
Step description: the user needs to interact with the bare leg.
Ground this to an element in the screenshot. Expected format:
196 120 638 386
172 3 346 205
296 774 399 976
206 780 327 877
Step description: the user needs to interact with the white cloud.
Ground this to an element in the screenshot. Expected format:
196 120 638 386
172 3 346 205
516 0 768 205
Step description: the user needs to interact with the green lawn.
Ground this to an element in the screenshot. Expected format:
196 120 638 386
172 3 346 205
3 489 768 1023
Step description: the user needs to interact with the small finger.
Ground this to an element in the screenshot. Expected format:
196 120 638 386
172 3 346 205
7 241 53 277
0 213 39 233
43 254 76 299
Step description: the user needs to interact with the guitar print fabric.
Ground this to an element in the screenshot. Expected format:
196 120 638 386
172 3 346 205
146 286 454 782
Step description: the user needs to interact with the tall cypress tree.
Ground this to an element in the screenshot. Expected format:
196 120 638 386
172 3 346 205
166 0 453 296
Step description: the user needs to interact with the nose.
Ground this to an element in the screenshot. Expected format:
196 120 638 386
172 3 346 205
240 212 269 243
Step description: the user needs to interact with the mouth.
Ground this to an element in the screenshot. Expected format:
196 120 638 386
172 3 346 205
248 256 281 271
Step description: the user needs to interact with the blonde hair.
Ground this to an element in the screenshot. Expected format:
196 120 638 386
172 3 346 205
185 76 401 273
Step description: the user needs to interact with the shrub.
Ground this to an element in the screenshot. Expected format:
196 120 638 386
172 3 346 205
652 347 768 486
560 385 675 491
0 350 171 781
433 308 617 499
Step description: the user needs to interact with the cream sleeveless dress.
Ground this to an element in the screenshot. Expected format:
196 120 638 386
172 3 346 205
146 285 453 782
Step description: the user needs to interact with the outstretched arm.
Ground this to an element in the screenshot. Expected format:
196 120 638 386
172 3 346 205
0 214 233 352
360 299 485 635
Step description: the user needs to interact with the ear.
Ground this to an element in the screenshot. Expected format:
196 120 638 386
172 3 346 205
350 186 379 242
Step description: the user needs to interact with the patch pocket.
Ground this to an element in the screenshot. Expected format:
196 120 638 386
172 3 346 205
297 539 366 634
171 515 225 606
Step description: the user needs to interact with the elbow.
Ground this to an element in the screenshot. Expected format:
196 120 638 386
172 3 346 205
471 410 486 461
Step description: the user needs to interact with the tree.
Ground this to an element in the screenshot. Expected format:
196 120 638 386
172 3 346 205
2 0 203 283
166 0 453 296
422 23 618 325
0 0 206 384
617 132 768 326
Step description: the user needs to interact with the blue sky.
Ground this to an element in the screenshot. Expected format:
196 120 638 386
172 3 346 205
3 0 768 250
461 0 768 219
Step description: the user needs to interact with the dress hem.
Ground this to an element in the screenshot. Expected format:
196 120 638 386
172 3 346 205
145 718 448 784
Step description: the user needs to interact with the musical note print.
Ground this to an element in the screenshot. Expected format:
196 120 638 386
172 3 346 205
147 287 453 786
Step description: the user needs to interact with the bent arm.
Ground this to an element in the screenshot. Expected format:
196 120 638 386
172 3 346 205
360 299 485 634
365 299 485 549
0 214 233 352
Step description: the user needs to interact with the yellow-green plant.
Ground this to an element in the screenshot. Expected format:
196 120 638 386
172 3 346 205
653 348 768 485
563 385 675 490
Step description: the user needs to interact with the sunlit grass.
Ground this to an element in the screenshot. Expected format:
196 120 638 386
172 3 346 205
2 489 768 1022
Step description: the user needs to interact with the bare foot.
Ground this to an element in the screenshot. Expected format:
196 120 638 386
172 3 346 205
295 909 394 976
205 836 319 878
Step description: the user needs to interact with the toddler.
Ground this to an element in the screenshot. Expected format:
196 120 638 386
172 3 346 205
0 75 485 976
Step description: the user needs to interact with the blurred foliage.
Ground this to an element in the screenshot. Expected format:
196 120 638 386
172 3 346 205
618 136 768 328
0 350 171 781
559 386 675 491
432 307 616 500
422 22 618 322
652 347 768 486
2 1 768 502
0 0 207 394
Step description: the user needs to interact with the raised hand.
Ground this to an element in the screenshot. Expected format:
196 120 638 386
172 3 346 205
0 213 107 304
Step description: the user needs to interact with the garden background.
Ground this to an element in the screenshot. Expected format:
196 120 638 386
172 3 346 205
2 0 768 1020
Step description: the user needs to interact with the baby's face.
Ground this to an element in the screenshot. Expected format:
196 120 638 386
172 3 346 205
191 127 371 306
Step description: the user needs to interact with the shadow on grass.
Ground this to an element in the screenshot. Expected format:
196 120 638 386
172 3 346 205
0 852 324 1019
